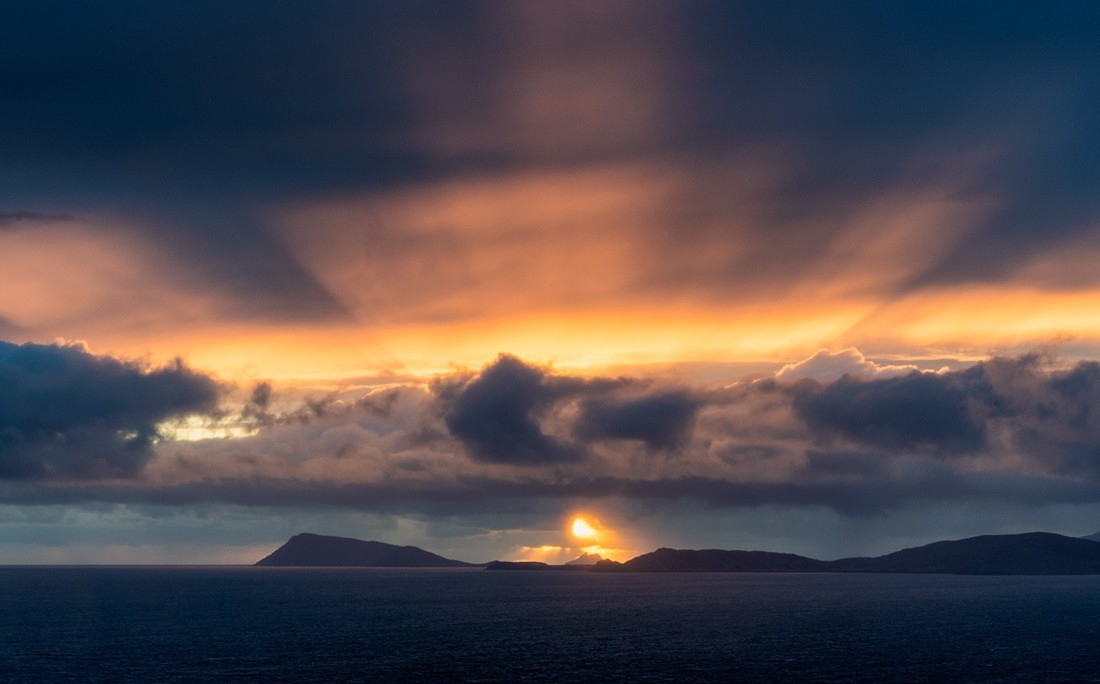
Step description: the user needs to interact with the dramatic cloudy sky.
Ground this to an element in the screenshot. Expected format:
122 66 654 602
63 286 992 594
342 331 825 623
4 1 1100 564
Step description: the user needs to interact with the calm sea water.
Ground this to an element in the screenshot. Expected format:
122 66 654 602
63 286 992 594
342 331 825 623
1 567 1099 682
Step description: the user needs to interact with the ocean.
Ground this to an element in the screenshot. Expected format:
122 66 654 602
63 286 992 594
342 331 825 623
2 567 1099 682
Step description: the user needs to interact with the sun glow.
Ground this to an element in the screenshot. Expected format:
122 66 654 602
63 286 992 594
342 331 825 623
513 516 635 563
159 415 258 442
571 517 598 540
518 545 567 562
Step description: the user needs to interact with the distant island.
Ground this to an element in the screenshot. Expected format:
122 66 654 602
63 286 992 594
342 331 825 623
485 532 1100 575
255 533 476 567
483 560 592 572
258 531 1100 575
589 532 1100 575
565 551 603 565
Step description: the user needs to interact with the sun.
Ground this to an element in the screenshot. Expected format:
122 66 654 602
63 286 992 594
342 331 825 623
571 517 598 540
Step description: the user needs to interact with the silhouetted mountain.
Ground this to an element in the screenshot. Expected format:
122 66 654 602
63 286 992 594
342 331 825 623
485 560 594 571
1084 532 1100 542
485 561 551 571
260 531 1100 574
256 533 474 567
591 533 1100 575
592 548 827 573
829 532 1100 575
565 552 603 566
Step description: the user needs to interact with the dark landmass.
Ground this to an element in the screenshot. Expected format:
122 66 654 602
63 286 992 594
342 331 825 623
592 548 827 573
829 532 1100 575
588 532 1100 575
255 533 475 567
565 552 603 566
484 560 590 571
485 560 551 571
257 531 1100 574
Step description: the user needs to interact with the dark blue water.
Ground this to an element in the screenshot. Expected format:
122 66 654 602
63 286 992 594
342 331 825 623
2 568 1099 682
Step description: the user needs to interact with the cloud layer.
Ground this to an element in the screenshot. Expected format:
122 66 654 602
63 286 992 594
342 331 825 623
6 347 1100 524
0 341 220 479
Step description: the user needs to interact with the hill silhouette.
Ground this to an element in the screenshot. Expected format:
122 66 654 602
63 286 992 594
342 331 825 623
593 548 827 573
590 532 1100 575
484 560 594 571
256 533 474 567
257 531 1100 574
565 552 603 566
829 532 1100 575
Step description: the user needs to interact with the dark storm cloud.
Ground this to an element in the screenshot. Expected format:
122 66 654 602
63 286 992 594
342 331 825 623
684 3 1100 278
0 341 220 479
574 391 702 451
10 0 1082 196
980 357 1100 477
438 355 584 465
0 1 430 322
249 382 272 411
0 2 417 182
801 450 889 479
437 355 700 463
790 372 988 454
6 1 1100 326
240 381 275 426
656 3 1100 301
785 355 1100 478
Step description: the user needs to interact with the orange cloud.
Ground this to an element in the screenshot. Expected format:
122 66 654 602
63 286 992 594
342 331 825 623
0 219 216 334
847 286 1100 354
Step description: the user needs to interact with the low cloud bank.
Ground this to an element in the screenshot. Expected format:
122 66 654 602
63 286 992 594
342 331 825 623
7 347 1100 517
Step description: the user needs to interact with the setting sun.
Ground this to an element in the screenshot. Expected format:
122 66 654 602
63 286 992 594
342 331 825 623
571 517 599 540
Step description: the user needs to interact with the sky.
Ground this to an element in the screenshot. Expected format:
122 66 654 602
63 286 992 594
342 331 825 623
4 1 1100 564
